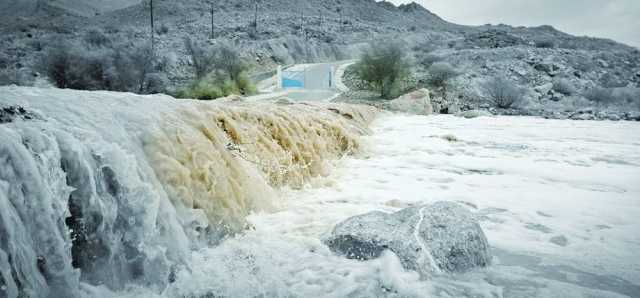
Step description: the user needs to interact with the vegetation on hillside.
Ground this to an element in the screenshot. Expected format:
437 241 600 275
175 38 256 100
354 42 410 99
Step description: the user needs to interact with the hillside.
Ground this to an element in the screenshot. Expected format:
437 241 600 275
1 0 638 115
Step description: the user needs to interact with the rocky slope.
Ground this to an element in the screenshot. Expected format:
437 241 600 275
1 0 638 118
0 0 455 88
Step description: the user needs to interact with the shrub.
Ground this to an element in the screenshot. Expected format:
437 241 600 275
354 42 410 99
214 43 246 81
426 62 459 100
0 69 20 86
175 72 255 100
184 37 216 79
552 78 576 95
42 41 160 93
584 87 614 104
84 29 110 47
180 39 254 100
584 87 640 105
482 77 523 108
108 44 156 93
420 53 443 68
43 42 72 88
534 38 555 48
157 24 169 35
426 62 458 87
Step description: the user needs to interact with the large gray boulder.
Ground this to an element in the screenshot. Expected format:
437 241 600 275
388 89 433 115
323 202 490 275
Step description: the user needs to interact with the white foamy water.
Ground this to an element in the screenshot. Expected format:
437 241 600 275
155 114 640 298
2 87 639 298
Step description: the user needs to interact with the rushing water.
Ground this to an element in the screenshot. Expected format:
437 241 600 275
150 114 640 298
1 87 640 298
0 86 373 298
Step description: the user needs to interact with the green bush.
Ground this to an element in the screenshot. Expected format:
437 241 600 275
180 39 255 100
354 42 410 99
175 72 256 100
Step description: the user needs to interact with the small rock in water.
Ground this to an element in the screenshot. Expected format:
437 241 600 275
456 110 492 119
441 134 459 142
525 223 553 234
550 235 569 247
536 211 552 218
0 105 38 124
323 201 491 275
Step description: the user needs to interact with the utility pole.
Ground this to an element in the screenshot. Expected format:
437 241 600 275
149 0 155 53
210 1 215 39
300 8 304 37
253 0 259 36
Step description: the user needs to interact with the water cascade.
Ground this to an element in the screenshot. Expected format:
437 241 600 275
0 86 376 297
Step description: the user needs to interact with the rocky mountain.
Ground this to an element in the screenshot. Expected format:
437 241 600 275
1 0 638 118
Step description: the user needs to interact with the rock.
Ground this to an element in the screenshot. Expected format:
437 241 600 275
596 59 609 68
456 110 492 119
534 83 553 94
218 94 244 103
388 89 433 116
549 91 564 102
550 235 568 247
323 202 491 275
626 112 640 121
440 134 459 142
274 97 294 105
0 106 37 124
570 113 595 121
605 114 621 121
227 94 244 102
534 63 552 73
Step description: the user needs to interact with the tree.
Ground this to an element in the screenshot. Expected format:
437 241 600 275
215 43 245 81
355 42 410 99
426 62 459 101
184 37 216 78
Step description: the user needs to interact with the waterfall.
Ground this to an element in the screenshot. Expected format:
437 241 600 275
0 87 376 297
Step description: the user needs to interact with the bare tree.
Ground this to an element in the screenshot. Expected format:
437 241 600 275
184 37 216 78
427 62 459 101
482 76 523 109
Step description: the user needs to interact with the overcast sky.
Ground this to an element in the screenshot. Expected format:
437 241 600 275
389 0 640 48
